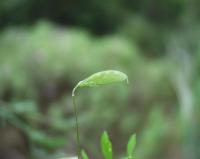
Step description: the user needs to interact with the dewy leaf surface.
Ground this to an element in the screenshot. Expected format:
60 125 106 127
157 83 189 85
72 70 128 96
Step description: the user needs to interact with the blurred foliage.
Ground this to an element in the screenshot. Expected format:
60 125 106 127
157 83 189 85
0 0 200 159
0 0 188 33
0 22 184 159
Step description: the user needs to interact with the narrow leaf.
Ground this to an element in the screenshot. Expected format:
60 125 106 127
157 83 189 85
101 131 113 159
127 134 136 157
81 150 89 159
72 70 128 96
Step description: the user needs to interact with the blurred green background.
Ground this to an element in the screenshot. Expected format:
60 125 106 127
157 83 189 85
0 0 200 159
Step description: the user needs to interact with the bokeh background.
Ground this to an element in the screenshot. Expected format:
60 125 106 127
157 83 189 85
0 0 200 159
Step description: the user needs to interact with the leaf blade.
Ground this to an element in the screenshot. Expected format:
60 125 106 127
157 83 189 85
81 150 89 159
127 134 136 157
72 70 128 96
101 131 113 159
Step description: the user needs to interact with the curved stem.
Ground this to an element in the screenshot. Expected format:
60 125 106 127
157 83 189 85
72 95 81 159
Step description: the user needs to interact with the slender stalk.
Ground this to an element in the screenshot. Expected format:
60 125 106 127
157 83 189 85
72 95 81 159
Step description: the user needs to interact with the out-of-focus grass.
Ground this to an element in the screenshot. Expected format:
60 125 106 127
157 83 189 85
0 21 200 159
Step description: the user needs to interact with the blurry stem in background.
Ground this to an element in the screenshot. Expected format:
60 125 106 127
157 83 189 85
72 95 81 159
168 42 195 159
173 53 193 124
173 63 195 159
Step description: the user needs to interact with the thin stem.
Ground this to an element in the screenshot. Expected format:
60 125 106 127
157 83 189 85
72 95 81 159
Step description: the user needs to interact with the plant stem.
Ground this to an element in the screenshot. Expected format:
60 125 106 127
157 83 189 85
72 95 81 159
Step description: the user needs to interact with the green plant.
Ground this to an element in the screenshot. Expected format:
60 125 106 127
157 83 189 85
0 102 66 149
72 70 136 159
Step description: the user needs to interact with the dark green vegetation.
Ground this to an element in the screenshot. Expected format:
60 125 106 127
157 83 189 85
0 0 190 34
1 0 200 159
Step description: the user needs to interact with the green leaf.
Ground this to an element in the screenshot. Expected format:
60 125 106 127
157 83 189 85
101 131 113 159
72 70 128 96
81 150 89 159
127 134 136 157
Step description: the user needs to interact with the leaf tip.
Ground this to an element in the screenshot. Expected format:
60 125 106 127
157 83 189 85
127 133 137 157
81 149 89 159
